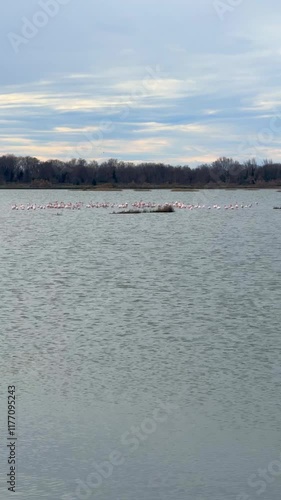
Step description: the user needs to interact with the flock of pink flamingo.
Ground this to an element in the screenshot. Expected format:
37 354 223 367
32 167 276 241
11 200 258 211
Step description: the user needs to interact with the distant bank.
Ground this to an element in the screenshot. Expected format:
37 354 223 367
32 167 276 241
0 155 281 189
0 184 280 190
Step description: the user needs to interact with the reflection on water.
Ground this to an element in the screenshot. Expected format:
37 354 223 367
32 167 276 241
0 190 281 499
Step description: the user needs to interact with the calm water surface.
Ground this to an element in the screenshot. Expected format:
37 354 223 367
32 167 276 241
0 189 281 499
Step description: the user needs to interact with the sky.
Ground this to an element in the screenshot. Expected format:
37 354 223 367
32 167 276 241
1 0 281 166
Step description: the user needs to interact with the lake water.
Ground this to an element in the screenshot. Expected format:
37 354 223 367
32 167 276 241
0 189 281 500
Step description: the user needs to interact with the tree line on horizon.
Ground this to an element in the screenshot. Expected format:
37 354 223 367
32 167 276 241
0 154 281 187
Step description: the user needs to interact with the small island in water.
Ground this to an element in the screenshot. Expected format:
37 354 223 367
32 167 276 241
112 205 175 214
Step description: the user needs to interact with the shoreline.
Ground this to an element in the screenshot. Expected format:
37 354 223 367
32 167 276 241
0 184 280 191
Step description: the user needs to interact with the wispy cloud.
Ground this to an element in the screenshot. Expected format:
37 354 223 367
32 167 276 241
2 0 281 164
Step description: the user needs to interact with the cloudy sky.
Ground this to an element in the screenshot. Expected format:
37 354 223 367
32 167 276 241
1 0 281 165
